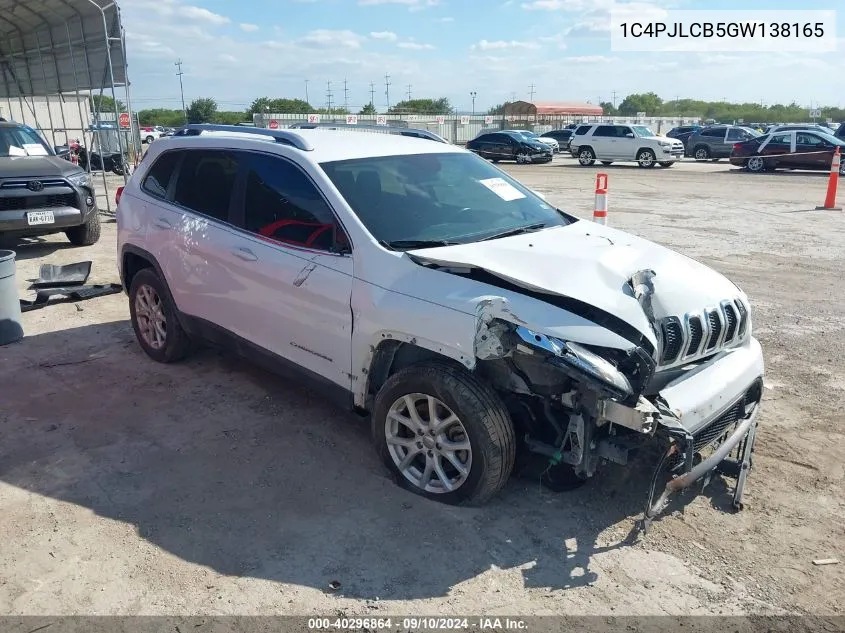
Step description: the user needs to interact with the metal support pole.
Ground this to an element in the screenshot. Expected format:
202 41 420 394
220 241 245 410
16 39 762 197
97 5 128 184
33 31 57 147
65 22 89 156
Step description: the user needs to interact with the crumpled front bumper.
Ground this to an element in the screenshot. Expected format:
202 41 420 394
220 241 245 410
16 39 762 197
643 337 764 528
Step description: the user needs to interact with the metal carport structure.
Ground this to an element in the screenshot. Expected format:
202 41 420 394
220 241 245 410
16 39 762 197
0 0 131 213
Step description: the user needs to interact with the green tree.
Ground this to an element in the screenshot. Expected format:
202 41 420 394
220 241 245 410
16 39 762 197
186 98 218 124
90 94 125 113
599 101 616 116
388 97 451 114
138 108 186 127
359 102 377 115
617 92 663 116
247 97 313 115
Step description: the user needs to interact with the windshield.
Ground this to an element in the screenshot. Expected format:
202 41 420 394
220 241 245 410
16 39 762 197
814 131 845 145
632 126 656 137
518 131 537 138
0 125 52 157
321 152 573 248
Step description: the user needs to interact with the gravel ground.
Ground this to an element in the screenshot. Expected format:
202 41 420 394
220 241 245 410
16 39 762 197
0 158 842 617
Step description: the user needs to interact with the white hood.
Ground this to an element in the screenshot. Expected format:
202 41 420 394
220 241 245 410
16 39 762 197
407 221 743 343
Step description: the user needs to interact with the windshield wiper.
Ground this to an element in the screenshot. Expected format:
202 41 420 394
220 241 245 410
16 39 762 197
380 239 459 250
481 222 547 242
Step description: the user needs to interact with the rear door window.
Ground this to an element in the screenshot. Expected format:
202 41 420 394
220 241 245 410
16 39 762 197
574 125 592 136
172 150 239 222
142 151 182 199
593 126 616 137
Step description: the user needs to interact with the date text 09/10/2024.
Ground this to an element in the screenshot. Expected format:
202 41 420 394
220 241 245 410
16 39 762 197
618 22 826 38
307 617 528 630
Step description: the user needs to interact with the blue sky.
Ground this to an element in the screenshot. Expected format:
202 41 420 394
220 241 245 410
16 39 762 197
121 0 844 112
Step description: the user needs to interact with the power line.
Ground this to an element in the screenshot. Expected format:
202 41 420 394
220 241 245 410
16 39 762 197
326 80 333 113
384 74 391 111
343 79 349 112
369 82 375 109
174 59 186 123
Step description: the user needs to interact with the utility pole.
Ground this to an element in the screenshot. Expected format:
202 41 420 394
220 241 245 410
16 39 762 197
305 79 310 105
529 83 536 102
510 91 517 103
407 84 412 101
175 59 186 123
369 82 376 109
326 80 333 114
470 91 477 117
384 74 391 111
612 90 617 109
343 78 349 112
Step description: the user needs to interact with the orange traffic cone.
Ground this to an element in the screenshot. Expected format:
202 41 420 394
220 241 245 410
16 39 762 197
593 173 608 225
816 146 842 210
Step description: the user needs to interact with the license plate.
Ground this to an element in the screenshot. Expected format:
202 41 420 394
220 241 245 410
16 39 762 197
27 210 55 225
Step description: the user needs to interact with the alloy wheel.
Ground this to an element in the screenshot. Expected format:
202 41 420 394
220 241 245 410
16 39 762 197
134 283 167 350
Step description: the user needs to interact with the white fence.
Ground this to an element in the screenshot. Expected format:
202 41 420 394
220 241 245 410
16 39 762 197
253 112 703 144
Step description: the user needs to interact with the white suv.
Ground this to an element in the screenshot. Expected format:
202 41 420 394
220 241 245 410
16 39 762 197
116 125 763 522
571 123 685 168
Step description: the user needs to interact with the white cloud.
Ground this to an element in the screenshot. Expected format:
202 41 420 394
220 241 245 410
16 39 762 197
563 55 618 63
358 0 440 10
370 31 399 41
471 39 541 51
296 29 367 49
397 41 435 50
438 16 455 22
240 23 259 32
178 5 230 25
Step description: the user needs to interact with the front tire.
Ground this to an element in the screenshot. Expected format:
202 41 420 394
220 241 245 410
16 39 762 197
372 362 516 505
578 148 596 166
65 212 101 246
637 149 657 168
128 268 191 363
693 146 710 161
658 161 675 167
145 135 154 144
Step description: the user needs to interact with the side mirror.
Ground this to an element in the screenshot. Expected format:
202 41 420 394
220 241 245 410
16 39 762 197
625 133 634 138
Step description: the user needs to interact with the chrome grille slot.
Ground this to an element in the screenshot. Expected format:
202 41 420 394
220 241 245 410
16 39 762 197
687 315 703 357
723 302 738 341
706 309 722 350
735 300 748 337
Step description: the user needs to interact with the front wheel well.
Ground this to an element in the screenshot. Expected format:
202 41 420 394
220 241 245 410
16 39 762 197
367 340 465 399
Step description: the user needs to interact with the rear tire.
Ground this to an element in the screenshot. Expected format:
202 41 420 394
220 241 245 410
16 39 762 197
372 361 516 505
658 161 675 167
578 148 596 166
746 156 766 173
65 212 101 246
128 268 191 363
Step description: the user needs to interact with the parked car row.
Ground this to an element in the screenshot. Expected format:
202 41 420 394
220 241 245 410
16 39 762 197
730 129 845 174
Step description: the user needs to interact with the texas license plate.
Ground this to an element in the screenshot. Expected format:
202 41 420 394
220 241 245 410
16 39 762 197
27 210 55 225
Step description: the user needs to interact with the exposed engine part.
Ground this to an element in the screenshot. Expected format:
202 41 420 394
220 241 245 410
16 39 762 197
598 396 660 434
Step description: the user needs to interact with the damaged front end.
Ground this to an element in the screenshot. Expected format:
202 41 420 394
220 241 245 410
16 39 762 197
473 298 763 528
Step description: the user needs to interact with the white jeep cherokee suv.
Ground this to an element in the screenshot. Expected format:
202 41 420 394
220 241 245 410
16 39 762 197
117 124 763 523
571 123 685 168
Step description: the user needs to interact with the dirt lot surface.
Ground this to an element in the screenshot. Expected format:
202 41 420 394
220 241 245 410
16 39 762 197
1 159 843 617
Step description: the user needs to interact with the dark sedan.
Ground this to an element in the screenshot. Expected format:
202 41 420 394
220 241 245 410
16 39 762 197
730 129 845 173
466 131 553 164
541 129 574 152
666 125 701 146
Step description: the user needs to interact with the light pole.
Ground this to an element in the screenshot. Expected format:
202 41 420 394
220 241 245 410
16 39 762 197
175 59 186 124
470 91 477 117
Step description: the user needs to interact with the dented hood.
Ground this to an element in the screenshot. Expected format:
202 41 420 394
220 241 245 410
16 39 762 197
407 221 742 344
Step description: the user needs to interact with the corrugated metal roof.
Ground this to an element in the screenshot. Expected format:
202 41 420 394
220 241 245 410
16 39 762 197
0 0 126 97
504 100 604 116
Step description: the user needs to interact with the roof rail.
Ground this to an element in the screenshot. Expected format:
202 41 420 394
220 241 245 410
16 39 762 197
179 124 314 151
287 122 448 144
